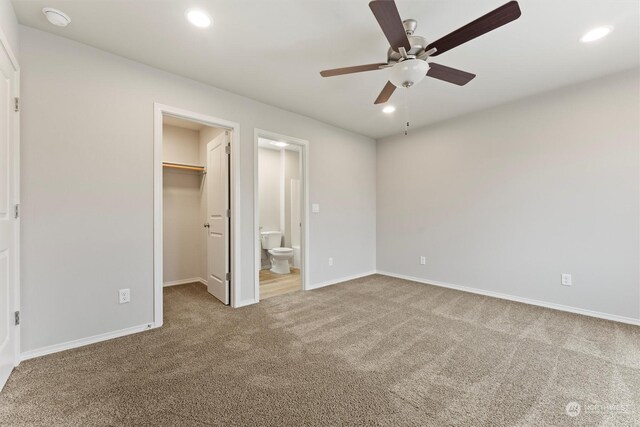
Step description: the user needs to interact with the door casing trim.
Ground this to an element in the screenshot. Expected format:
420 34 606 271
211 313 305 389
0 22 20 383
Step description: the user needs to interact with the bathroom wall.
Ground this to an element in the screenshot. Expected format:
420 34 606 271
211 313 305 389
258 148 282 234
258 147 281 269
162 125 202 284
283 149 300 248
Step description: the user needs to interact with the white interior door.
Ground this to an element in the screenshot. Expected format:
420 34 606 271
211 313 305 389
206 132 230 304
0 43 18 390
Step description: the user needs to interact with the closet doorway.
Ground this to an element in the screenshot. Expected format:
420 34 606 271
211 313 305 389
254 129 309 301
154 104 240 326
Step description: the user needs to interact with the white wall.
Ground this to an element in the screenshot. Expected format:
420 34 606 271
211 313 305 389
162 125 202 283
19 26 377 353
0 0 18 61
377 69 640 321
258 148 281 233
284 149 300 248
162 125 200 165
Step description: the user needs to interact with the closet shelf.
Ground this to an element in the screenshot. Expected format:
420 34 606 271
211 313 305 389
163 162 206 173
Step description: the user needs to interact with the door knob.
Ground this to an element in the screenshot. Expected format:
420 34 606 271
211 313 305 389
204 223 210 228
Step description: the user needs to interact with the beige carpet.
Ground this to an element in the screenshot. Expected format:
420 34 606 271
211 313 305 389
1 275 638 426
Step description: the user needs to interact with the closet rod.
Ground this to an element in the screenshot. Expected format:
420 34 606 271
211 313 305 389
162 162 206 173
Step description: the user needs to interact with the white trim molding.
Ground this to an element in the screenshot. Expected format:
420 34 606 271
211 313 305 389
235 299 259 308
20 323 153 362
0 23 21 375
154 103 242 326
376 271 640 326
307 271 377 291
163 278 207 287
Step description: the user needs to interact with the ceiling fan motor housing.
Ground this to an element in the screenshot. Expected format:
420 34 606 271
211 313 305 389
387 34 429 64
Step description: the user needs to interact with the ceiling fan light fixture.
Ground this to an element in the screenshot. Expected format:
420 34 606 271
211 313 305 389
382 106 396 114
580 26 613 43
389 59 429 88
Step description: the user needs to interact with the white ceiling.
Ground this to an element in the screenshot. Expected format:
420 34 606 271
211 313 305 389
12 0 640 138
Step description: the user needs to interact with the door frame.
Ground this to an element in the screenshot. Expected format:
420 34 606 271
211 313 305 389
153 103 240 326
0 24 20 382
253 129 310 300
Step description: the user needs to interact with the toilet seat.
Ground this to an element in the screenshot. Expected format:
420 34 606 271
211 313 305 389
269 247 293 254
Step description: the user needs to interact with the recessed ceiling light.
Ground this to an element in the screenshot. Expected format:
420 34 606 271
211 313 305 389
186 9 211 28
580 26 613 43
270 141 288 148
382 106 396 114
42 8 71 27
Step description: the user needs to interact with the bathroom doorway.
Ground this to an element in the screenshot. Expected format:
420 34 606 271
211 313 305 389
254 130 309 301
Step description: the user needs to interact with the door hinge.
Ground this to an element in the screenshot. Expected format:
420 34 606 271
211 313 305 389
14 204 19 219
225 272 231 281
14 311 19 326
14 97 19 112
225 209 231 218
225 144 230 154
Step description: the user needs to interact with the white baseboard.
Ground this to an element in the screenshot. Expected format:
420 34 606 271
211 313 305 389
307 270 377 291
20 323 155 362
163 277 206 287
376 270 640 326
235 298 258 308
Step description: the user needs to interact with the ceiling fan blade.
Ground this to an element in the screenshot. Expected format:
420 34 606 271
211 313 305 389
369 0 411 52
427 63 476 86
427 1 521 57
320 63 387 77
374 81 396 104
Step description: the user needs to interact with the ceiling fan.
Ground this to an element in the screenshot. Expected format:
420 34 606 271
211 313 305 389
320 0 522 104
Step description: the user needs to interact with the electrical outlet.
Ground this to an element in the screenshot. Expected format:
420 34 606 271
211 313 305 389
119 288 130 304
420 256 426 265
328 257 333 266
312 203 320 213
561 274 572 287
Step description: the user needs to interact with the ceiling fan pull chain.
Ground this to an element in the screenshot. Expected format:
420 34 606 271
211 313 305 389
404 87 410 136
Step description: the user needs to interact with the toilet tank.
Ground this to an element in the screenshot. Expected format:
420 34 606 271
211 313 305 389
260 231 282 249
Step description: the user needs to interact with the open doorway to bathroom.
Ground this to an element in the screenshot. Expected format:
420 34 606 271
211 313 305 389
254 130 308 300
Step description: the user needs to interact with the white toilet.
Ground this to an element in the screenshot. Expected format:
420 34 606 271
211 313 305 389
260 231 294 275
